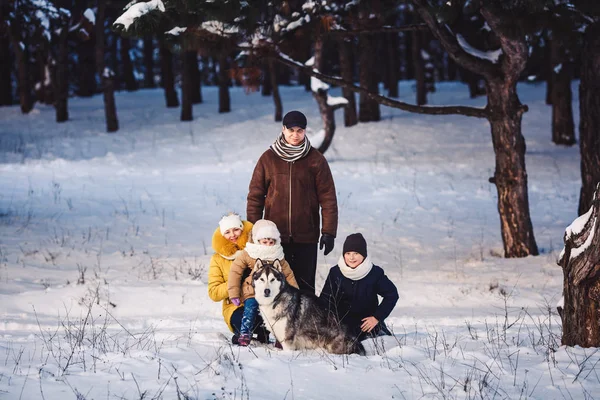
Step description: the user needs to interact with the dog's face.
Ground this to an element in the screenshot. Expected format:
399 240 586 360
252 259 285 305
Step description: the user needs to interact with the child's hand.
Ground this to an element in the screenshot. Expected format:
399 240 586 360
231 298 241 307
361 316 379 332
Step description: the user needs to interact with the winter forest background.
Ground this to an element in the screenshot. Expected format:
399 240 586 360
1 0 600 399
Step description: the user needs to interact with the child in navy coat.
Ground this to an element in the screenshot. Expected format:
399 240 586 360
319 233 399 340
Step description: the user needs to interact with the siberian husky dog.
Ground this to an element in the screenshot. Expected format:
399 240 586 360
252 259 365 355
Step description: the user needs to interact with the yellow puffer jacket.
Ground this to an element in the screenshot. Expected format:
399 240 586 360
207 220 253 332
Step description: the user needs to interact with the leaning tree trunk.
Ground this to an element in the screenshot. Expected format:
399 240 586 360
0 32 12 106
218 51 231 113
550 36 575 146
559 183 600 347
120 37 138 91
55 23 69 122
268 58 282 121
578 21 600 216
486 79 538 257
159 43 179 108
338 37 357 127
312 36 345 154
95 1 118 132
143 36 155 88
358 33 380 122
15 44 33 113
180 51 193 121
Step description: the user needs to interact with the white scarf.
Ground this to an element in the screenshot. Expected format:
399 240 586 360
338 255 373 281
245 242 285 261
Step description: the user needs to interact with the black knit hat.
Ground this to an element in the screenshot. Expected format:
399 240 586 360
343 233 367 258
282 110 307 129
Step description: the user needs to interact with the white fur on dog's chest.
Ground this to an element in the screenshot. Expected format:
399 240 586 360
259 305 288 343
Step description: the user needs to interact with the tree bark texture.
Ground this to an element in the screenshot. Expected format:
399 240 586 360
559 183 600 347
159 44 179 108
268 58 282 122
192 53 202 104
412 29 427 106
487 79 538 257
95 1 118 132
0 32 12 106
218 52 230 113
545 35 553 105
358 33 380 122
578 21 600 216
262 59 272 96
143 36 155 88
338 37 357 127
387 31 399 98
55 23 69 122
180 51 193 121
550 37 575 146
76 39 96 96
120 37 138 91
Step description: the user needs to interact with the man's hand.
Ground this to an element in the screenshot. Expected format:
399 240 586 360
319 234 335 255
230 298 241 307
361 316 379 332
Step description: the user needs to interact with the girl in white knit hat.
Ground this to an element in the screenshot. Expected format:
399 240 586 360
227 219 298 346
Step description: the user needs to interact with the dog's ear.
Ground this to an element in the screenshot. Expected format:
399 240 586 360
272 259 283 272
252 258 264 273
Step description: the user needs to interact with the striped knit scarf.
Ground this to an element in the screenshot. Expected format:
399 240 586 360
270 133 312 162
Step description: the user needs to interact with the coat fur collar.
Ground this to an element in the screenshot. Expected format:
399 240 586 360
212 220 253 260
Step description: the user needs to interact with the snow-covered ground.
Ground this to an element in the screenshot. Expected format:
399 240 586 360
1 82 596 399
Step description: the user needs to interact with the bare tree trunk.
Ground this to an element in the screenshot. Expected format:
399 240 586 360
268 58 282 121
55 24 69 122
487 79 538 257
180 51 193 121
358 33 380 122
191 52 202 104
551 36 575 146
13 39 33 113
76 39 96 96
578 21 600 216
218 52 230 113
159 43 179 108
262 59 272 96
545 34 553 105
559 183 600 347
338 37 357 127
120 37 138 91
387 31 399 98
96 1 118 132
412 29 426 106
0 32 12 106
143 36 155 88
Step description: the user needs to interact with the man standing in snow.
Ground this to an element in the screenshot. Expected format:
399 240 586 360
247 111 338 294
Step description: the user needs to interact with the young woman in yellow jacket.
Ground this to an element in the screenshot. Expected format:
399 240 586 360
207 213 269 344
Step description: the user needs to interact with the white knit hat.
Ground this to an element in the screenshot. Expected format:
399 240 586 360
252 219 281 244
219 213 243 235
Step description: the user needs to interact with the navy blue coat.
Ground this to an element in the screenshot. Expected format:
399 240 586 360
319 264 399 336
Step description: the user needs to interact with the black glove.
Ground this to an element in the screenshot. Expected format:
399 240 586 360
319 234 335 256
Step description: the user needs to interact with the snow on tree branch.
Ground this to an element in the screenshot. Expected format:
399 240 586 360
456 34 503 63
114 0 165 31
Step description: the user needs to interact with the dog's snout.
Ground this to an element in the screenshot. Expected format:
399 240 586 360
264 288 271 297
